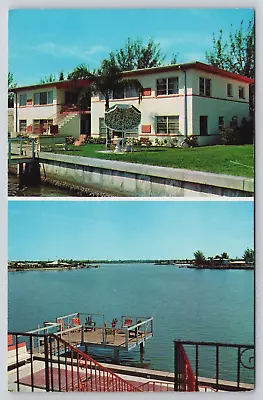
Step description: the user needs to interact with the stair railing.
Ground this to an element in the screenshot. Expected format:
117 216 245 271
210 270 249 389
49 333 142 392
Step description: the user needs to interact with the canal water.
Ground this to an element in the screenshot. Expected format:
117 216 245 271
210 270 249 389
8 173 83 197
8 264 254 383
8 173 113 197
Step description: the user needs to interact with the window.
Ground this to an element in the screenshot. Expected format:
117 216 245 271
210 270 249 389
112 87 138 99
156 116 179 134
239 86 245 99
227 84 233 97
19 120 27 131
33 119 53 133
199 78 211 96
218 116 224 131
33 91 54 105
157 77 179 96
125 87 138 98
19 94 27 106
113 88 124 99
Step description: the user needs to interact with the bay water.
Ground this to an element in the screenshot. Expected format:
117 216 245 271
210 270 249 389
8 263 254 383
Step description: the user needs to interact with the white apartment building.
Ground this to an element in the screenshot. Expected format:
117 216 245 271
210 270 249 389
10 61 253 146
10 80 91 138
91 61 253 145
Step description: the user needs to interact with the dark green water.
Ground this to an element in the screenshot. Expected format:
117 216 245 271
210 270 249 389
8 264 254 382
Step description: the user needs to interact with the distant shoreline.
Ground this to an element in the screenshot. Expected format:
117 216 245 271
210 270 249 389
8 262 254 272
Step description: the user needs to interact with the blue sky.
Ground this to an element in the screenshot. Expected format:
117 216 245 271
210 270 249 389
8 200 254 261
8 8 254 86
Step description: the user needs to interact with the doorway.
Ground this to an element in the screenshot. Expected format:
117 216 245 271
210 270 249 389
200 116 208 136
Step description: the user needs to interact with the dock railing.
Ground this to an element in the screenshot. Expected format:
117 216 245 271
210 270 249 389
174 340 255 392
122 316 153 349
8 137 37 161
8 331 142 392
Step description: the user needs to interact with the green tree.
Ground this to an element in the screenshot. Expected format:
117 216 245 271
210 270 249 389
109 37 165 71
40 73 57 84
68 60 143 110
243 248 254 263
193 250 206 266
221 252 229 259
170 53 178 65
205 19 255 79
68 60 143 147
206 18 255 114
59 71 64 81
8 72 17 108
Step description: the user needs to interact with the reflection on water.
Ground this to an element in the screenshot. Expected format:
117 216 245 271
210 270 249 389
8 173 98 197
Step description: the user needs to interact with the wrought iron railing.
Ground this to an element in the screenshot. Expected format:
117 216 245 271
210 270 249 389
174 340 254 392
137 380 174 391
8 332 142 392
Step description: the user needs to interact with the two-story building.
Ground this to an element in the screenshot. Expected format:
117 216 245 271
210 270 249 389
10 61 253 146
91 61 253 145
10 79 92 139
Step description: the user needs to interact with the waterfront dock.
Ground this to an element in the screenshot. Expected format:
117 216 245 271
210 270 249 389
24 312 153 362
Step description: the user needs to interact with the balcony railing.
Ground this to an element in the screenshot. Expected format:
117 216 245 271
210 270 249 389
174 340 254 392
8 331 142 392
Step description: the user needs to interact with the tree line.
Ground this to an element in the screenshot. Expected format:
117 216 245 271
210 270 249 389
193 248 254 266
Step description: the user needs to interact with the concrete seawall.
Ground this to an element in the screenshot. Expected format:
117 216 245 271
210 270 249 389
38 152 253 197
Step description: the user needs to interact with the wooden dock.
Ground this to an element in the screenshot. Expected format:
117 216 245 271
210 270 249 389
26 312 153 361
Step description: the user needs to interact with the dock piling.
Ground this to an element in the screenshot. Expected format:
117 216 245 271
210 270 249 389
113 349 120 364
140 342 145 362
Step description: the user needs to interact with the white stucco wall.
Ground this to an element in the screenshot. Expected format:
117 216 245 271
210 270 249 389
192 96 249 135
91 67 251 142
190 69 250 135
91 70 190 137
14 87 58 132
8 108 14 136
59 115 81 138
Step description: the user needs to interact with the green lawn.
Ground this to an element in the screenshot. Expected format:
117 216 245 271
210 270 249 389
61 144 254 178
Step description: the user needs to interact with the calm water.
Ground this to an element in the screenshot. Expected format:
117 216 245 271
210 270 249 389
8 264 254 382
8 173 81 197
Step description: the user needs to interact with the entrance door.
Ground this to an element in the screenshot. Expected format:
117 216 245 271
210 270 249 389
80 114 91 135
200 116 208 136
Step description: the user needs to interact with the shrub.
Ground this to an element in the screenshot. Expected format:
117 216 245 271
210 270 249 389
239 117 254 144
183 135 199 148
145 138 152 149
220 127 240 145
65 136 75 144
220 116 254 145
168 137 179 148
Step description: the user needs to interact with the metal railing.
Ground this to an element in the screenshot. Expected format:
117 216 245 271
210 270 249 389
8 332 142 392
137 380 174 391
174 340 255 392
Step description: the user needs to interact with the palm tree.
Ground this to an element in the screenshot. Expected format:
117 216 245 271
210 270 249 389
221 252 229 259
193 250 206 267
68 60 143 147
243 248 254 264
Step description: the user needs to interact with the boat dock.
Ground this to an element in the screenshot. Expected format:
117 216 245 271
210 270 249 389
25 312 153 362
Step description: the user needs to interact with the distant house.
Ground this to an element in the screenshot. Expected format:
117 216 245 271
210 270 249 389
91 61 253 145
9 61 253 146
9 79 92 139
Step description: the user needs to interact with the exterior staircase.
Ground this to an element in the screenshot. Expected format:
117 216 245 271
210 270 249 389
58 113 78 129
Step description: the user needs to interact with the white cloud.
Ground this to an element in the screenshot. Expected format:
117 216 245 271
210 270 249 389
24 42 111 63
156 32 213 51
